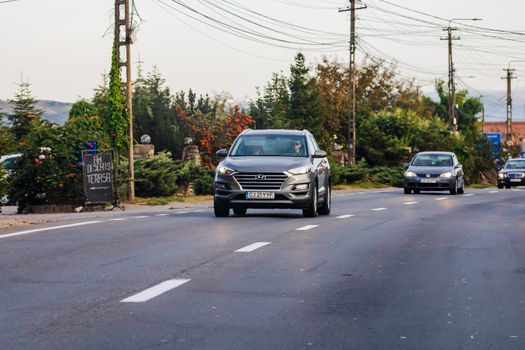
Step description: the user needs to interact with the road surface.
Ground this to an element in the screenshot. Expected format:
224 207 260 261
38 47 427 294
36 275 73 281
1 188 524 349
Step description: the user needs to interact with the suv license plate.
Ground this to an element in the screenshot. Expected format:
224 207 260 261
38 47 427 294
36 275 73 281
246 192 275 200
420 179 437 183
510 179 522 182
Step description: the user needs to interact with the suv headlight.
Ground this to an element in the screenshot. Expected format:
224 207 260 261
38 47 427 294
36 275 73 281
498 172 507 179
439 172 452 178
217 165 236 175
404 171 417 177
287 166 310 175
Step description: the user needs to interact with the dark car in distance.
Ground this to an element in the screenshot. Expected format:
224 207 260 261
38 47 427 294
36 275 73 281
497 158 525 189
404 151 465 195
214 129 331 217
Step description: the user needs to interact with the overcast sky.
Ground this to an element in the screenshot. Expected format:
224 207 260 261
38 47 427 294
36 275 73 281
1 0 525 120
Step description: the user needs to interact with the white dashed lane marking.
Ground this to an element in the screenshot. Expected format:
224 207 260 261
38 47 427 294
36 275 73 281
296 225 319 231
488 191 499 194
110 218 128 221
403 202 418 205
0 221 102 240
154 214 170 217
235 242 271 253
371 208 387 211
173 211 189 214
462 194 474 197
435 197 448 201
121 279 191 303
131 216 150 219
336 214 355 219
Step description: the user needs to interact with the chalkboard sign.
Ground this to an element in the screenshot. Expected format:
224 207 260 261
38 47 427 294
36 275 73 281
82 152 114 204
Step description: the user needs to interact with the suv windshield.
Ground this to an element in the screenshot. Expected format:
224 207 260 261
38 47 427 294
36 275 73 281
504 160 525 169
412 154 453 166
230 135 307 157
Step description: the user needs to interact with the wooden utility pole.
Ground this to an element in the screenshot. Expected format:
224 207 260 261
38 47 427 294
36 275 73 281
339 0 366 166
441 26 460 132
502 68 517 141
114 0 135 200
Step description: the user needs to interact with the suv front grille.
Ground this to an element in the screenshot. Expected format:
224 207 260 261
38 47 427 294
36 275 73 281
508 172 524 179
234 172 288 190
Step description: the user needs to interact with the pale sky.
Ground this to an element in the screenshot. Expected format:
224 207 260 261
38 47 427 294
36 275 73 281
1 0 525 120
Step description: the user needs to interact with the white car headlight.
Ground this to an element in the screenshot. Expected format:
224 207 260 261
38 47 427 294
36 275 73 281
498 172 506 179
287 166 310 175
439 172 452 178
217 165 236 175
404 171 417 177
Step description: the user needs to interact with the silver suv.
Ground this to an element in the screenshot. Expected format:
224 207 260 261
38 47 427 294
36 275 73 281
214 129 331 217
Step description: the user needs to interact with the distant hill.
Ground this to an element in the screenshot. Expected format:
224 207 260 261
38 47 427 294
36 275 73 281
0 100 71 125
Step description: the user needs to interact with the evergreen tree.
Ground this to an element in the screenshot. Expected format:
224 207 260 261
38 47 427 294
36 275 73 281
8 80 44 142
288 53 328 147
0 107 16 155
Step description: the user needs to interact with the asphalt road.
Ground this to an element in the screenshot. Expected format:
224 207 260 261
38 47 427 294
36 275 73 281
1 188 525 350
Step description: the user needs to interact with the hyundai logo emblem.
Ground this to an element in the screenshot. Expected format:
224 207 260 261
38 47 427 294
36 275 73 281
426 174 431 178
255 174 267 180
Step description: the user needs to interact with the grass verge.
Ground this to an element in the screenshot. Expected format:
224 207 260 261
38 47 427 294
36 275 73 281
130 195 213 206
333 182 397 190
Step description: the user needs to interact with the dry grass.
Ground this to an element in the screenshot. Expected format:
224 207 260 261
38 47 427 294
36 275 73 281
130 195 213 206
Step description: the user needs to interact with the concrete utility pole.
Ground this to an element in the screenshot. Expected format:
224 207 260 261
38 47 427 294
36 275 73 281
114 0 135 201
502 68 517 140
339 0 366 166
441 18 481 132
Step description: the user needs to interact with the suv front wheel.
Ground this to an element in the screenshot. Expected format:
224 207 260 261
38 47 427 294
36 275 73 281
214 199 230 217
303 183 319 217
318 182 331 215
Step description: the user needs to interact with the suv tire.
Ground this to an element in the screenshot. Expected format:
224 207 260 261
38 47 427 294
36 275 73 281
214 199 230 217
318 182 331 216
303 183 319 218
404 188 411 194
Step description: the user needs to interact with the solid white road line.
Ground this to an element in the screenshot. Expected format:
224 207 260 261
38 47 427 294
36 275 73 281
154 214 170 217
371 208 387 211
296 225 319 231
435 197 448 201
0 221 102 240
462 194 474 197
235 242 271 253
403 202 419 205
336 214 355 219
121 279 191 303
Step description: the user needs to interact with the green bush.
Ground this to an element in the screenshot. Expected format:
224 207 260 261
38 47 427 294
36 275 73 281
370 166 404 187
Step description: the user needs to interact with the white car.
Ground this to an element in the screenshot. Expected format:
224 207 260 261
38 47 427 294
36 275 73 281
0 153 21 205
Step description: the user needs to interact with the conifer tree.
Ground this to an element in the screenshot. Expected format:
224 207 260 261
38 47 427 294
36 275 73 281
9 80 43 142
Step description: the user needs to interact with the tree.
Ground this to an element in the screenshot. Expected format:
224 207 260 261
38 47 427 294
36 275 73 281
8 80 44 142
0 107 16 155
288 53 328 147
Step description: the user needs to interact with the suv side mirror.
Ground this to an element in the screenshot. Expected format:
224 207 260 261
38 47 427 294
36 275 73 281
216 149 228 158
312 150 327 158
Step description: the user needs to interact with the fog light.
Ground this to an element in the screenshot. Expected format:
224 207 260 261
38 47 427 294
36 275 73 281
216 183 228 190
294 184 309 191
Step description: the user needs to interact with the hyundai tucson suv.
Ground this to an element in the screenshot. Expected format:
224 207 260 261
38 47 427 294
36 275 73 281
214 129 331 217
497 158 525 189
404 151 465 195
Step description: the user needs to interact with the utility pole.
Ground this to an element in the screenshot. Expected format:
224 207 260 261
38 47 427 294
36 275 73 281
339 0 366 166
441 18 481 132
502 68 517 141
441 26 460 132
114 0 135 201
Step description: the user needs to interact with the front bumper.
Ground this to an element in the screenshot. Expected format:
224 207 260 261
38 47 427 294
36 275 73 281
404 177 454 191
214 172 314 209
498 178 525 187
